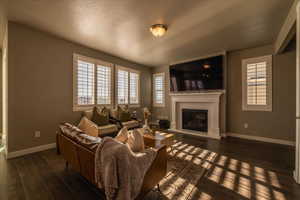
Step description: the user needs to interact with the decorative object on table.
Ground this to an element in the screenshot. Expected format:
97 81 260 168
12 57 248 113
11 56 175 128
159 119 170 129
142 107 153 134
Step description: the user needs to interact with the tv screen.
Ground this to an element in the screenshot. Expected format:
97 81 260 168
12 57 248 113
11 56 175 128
169 55 223 92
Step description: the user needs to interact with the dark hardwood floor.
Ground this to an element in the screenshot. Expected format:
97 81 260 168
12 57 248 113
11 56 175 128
0 135 299 200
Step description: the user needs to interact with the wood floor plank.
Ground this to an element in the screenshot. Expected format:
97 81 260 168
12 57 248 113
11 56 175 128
13 155 55 200
0 152 26 200
39 150 105 200
29 153 77 200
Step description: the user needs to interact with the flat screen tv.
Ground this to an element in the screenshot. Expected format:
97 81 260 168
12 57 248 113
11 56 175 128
169 55 224 92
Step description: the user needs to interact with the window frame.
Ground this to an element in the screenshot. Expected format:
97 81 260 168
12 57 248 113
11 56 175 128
153 72 165 107
242 55 272 112
73 54 114 111
115 65 141 107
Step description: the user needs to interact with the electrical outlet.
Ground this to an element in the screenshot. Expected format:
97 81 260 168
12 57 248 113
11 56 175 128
244 123 248 129
34 131 41 138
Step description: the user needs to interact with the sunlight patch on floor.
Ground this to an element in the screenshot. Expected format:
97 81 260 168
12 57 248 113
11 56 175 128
172 143 286 200
165 140 287 200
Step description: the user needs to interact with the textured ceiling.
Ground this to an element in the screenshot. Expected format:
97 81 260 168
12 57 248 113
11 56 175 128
8 0 293 67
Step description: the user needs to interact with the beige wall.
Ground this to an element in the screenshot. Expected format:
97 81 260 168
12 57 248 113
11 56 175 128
227 44 296 141
7 22 152 152
0 50 2 133
152 44 296 142
0 0 7 49
151 66 171 120
2 22 8 150
0 0 7 135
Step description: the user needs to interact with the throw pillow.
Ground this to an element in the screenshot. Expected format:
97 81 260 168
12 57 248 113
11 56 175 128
78 117 99 137
127 129 145 152
118 106 131 122
82 110 93 120
115 127 129 143
110 107 119 119
92 107 109 126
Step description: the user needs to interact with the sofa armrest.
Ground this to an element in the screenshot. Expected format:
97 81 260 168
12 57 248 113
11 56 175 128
109 116 123 129
131 117 142 123
137 145 167 199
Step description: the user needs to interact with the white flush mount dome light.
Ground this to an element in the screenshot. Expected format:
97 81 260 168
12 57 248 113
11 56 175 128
150 24 168 37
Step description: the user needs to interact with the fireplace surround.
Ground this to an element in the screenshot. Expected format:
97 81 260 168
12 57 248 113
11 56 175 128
169 92 224 139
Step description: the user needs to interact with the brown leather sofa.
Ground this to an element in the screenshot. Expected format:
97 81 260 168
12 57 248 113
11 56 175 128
56 131 167 199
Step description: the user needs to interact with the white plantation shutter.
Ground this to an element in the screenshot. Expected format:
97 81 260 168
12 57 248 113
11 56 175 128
97 65 111 105
130 72 139 104
242 55 272 111
246 62 267 105
117 69 129 104
153 73 165 106
77 60 95 105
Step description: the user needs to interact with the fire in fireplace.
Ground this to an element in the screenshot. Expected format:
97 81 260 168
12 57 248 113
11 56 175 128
182 109 208 132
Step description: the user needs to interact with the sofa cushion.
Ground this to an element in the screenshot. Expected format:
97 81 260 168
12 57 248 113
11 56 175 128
59 123 101 152
78 117 99 137
92 107 109 126
110 107 118 119
122 120 139 129
127 129 145 152
111 106 132 122
115 127 129 143
83 110 93 120
119 109 131 122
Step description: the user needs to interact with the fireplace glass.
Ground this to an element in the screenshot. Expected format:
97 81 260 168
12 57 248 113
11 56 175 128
182 109 208 132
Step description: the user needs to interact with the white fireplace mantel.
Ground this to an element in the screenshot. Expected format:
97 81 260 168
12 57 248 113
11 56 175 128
169 92 224 139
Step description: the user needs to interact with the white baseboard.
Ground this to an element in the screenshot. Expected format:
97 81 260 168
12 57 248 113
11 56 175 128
6 143 56 159
227 133 295 146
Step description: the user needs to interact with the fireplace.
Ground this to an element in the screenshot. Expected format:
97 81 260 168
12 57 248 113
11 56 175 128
170 92 223 139
182 109 208 132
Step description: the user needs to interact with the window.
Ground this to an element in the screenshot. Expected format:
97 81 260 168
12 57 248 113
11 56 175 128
77 60 95 105
153 73 165 107
73 54 113 110
130 72 139 104
116 66 140 105
242 55 272 111
117 69 129 104
97 65 112 105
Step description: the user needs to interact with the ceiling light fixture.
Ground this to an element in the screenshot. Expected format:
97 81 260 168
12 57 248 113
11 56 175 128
203 62 211 69
150 24 167 37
